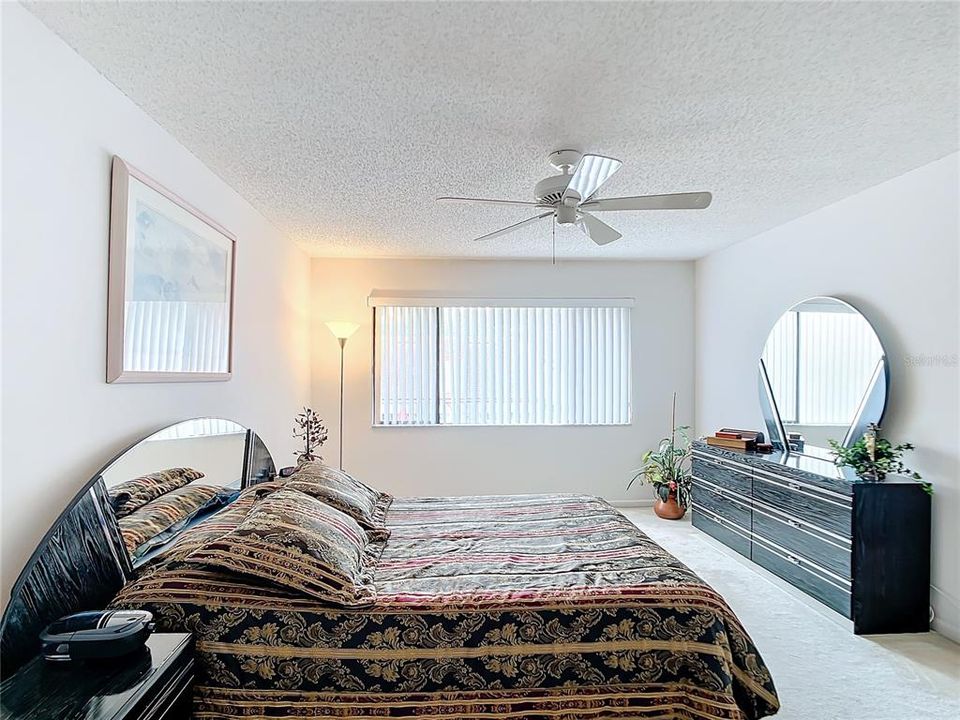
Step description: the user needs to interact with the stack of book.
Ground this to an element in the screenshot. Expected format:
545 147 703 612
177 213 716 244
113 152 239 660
705 428 773 453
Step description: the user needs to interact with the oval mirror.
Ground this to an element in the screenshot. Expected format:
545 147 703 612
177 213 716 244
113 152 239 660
100 417 275 566
759 297 888 457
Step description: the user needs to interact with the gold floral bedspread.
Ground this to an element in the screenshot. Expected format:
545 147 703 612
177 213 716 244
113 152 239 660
112 493 779 719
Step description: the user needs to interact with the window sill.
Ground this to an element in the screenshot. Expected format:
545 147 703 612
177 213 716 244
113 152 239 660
370 421 632 428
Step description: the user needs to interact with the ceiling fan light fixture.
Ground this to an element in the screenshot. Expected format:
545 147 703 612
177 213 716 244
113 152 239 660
438 149 713 249
556 204 578 224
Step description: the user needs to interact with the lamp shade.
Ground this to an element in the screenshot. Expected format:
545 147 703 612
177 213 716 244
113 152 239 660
325 321 360 340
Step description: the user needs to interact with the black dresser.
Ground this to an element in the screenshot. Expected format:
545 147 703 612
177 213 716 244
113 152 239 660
691 441 931 634
0 633 194 720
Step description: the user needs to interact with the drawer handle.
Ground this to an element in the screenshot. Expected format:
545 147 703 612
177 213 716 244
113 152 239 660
788 482 802 491
787 554 802 566
787 519 802 529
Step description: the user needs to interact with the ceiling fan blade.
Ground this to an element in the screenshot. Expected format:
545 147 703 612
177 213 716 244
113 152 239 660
438 196 543 208
577 212 622 246
471 212 553 242
563 154 623 203
581 191 713 212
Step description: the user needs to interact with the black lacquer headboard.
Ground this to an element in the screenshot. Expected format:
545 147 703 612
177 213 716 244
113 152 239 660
0 418 275 676
0 479 130 675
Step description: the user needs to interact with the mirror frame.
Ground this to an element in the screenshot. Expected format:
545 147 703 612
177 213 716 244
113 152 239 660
758 296 889 457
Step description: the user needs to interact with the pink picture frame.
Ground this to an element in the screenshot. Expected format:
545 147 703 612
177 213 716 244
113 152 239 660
107 156 236 383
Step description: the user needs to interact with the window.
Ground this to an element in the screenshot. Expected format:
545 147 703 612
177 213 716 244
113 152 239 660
147 418 245 441
374 300 632 426
762 308 884 425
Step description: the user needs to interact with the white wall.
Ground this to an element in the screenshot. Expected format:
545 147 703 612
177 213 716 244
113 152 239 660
5 0 954 645
311 258 695 503
0 4 311 606
103 433 247 490
695 154 960 640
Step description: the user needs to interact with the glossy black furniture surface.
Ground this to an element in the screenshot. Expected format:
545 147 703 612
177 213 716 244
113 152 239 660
691 441 931 635
0 632 193 720
0 480 130 675
0 418 275 678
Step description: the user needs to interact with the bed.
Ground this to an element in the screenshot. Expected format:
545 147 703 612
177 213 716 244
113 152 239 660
111 491 780 720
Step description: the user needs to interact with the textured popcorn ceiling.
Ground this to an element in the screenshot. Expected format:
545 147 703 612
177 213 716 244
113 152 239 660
26 1 959 259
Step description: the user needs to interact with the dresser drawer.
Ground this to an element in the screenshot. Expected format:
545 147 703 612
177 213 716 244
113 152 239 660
752 471 851 538
692 480 751 530
692 507 751 559
691 442 930 634
692 455 751 496
752 505 851 578
752 538 851 618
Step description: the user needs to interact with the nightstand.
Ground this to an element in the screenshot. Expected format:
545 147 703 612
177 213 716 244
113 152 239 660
0 633 193 720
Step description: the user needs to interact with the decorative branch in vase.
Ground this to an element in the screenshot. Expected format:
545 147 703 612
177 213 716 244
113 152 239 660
828 423 931 495
627 392 692 519
293 407 328 465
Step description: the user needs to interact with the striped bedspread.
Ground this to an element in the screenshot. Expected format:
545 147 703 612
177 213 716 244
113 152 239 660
112 494 779 719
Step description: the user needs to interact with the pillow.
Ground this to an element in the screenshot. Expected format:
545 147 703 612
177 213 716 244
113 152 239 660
118 484 223 558
109 467 204 519
300 462 393 507
285 462 392 540
137 487 265 570
181 488 376 606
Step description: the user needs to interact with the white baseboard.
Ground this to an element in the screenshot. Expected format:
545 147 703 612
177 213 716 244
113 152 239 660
610 499 655 508
931 585 960 643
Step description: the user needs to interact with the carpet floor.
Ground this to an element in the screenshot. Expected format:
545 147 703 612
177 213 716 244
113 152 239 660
621 509 959 720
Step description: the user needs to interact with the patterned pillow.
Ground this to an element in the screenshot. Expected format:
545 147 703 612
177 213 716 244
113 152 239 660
109 467 204 519
284 462 392 540
181 488 376 606
303 462 393 507
118 484 225 558
136 486 266 571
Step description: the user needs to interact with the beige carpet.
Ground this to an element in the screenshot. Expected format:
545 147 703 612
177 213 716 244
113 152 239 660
621 509 959 720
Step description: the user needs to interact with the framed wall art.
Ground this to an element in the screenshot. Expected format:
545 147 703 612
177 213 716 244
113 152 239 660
107 156 236 383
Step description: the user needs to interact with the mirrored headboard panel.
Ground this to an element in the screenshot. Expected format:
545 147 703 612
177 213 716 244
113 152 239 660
102 419 248 497
758 296 888 458
99 418 276 567
0 417 275 676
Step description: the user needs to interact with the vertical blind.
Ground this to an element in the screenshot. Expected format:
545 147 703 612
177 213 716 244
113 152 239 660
763 309 798 423
376 306 439 425
763 310 884 425
124 301 230 374
375 304 631 426
148 418 245 441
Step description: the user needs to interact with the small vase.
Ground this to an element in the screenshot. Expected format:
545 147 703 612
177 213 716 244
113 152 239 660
654 491 687 520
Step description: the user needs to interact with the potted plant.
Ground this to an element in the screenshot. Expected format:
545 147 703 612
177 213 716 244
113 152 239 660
828 423 931 494
627 393 692 519
293 407 329 464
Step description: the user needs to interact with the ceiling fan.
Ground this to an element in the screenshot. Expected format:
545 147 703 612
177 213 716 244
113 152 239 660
438 149 712 246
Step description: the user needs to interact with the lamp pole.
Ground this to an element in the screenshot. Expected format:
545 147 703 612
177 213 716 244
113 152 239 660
325 321 359 471
338 336 346 470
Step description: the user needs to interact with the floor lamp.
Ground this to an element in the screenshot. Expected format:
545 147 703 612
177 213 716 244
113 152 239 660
325 321 360 470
